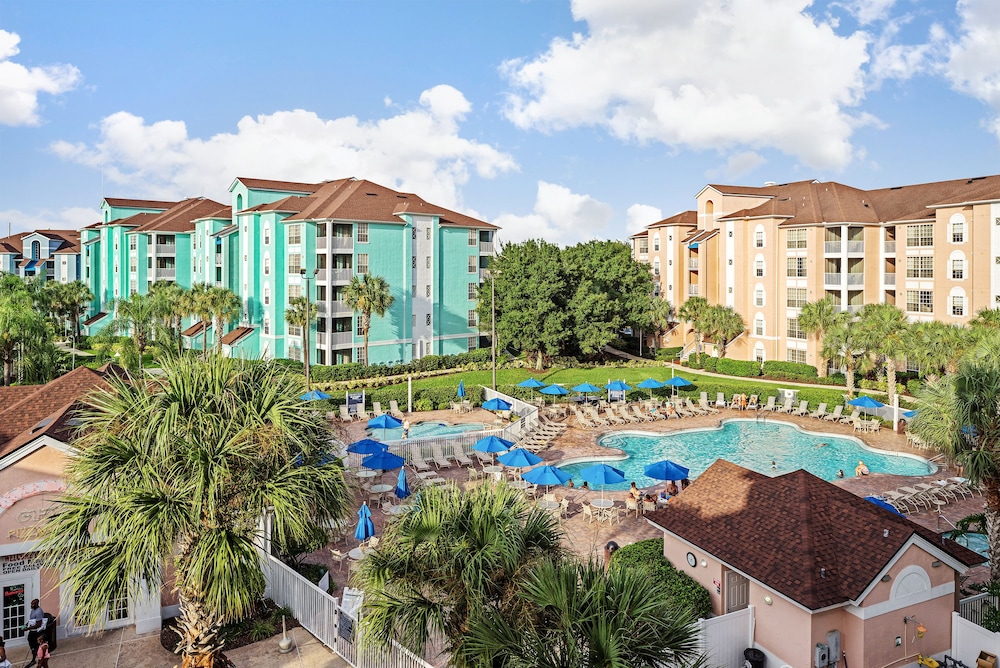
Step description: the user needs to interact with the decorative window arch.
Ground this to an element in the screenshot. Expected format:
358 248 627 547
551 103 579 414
950 250 966 280
705 200 715 217
236 193 243 213
754 224 766 248
754 283 765 307
754 313 765 337
754 254 765 278
890 565 931 600
653 233 661 252
264 253 270 276
949 212 966 244
31 240 41 260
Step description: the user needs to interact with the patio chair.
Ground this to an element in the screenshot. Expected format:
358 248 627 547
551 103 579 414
582 502 597 524
777 398 795 413
914 482 953 503
793 401 809 417
388 400 405 418
685 398 709 415
372 401 385 416
330 549 347 571
559 498 571 520
673 401 695 418
410 447 433 472
430 444 453 469
357 408 373 422
809 403 828 419
339 405 355 422
699 398 721 414
603 408 626 425
452 444 473 466
715 392 727 408
631 405 655 422
897 486 934 511
616 404 640 423
762 396 778 411
880 490 915 514
585 408 610 426
625 497 640 518
946 478 975 499
746 395 759 411
822 405 844 421
603 505 621 525
642 498 657 514
839 409 861 424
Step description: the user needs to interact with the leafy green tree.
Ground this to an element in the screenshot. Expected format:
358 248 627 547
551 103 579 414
344 274 394 365
904 321 971 379
40 356 351 668
356 482 564 665
43 280 94 339
677 296 709 356
909 334 1000 580
100 293 158 371
822 316 865 396
0 280 49 385
207 286 242 353
798 298 843 376
858 303 909 404
700 305 745 359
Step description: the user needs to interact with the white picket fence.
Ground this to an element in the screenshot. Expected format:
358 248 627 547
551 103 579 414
953 611 1000 667
263 555 434 668
696 606 754 668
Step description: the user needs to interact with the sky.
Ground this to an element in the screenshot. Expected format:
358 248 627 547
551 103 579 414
1 0 999 246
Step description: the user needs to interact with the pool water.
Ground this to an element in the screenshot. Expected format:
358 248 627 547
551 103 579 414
372 421 485 440
952 532 989 557
560 419 933 490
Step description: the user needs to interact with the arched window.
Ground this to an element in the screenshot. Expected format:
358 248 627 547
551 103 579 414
236 193 243 213
264 284 270 306
950 250 966 280
754 254 765 278
949 212 966 244
264 253 270 276
754 283 765 307
705 200 714 217
754 314 765 337
31 240 40 260
754 343 765 364
104 210 110 223
890 565 930 600
653 233 660 252
754 224 765 248
263 314 271 335
264 222 271 245
950 286 966 317
653 258 661 276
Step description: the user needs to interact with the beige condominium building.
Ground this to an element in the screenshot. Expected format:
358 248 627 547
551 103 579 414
631 174 1000 368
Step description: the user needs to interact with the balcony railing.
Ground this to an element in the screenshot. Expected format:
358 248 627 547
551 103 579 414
155 244 176 255
317 236 328 250
479 268 489 282
330 269 352 283
155 268 176 280
846 273 865 286
317 331 353 347
824 273 842 285
884 241 896 253
688 285 699 296
688 259 699 270
847 241 865 253
479 241 494 254
836 304 862 313
884 273 896 286
824 242 842 253
330 237 353 251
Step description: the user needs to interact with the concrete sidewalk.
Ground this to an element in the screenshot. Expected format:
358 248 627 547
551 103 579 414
6 625 348 668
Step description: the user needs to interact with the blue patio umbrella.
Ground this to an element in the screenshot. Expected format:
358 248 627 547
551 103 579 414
572 382 602 394
540 384 569 404
473 434 514 464
498 447 543 469
580 463 626 501
637 378 665 400
347 438 387 455
902 409 918 419
847 395 885 417
354 503 376 543
367 413 403 440
605 380 631 392
457 380 466 398
644 459 690 482
865 495 904 516
300 389 333 401
362 449 406 471
523 464 571 494
518 378 546 389
663 375 693 396
395 467 411 499
482 397 512 412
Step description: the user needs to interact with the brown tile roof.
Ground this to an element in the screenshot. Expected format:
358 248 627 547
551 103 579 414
232 177 321 193
645 460 982 610
103 212 155 228
220 326 254 346
181 321 209 337
82 312 108 327
705 180 816 196
103 197 177 210
0 230 80 256
681 229 719 244
647 210 699 228
211 224 238 237
242 195 313 215
192 205 232 221
125 198 227 234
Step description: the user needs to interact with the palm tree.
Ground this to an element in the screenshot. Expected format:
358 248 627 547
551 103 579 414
971 308 1000 332
356 482 564 665
39 355 351 668
701 305 745 359
101 293 158 371
188 283 215 358
677 296 708 357
343 274 394 365
285 295 316 358
798 297 843 376
908 334 1000 580
821 316 865 396
461 558 703 668
647 297 675 354
149 282 189 355
904 321 971 379
207 286 242 353
858 303 908 404
0 288 49 385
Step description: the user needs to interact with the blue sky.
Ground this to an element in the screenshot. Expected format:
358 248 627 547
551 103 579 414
2 0 999 245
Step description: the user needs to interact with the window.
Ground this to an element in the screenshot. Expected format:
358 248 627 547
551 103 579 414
288 324 302 337
469 230 477 246
755 229 765 248
786 348 807 364
953 220 965 243
754 315 764 336
754 286 765 307
755 344 765 364
906 224 933 247
952 258 965 280
653 234 660 252
357 253 369 274
426 227 431 241
357 223 369 243
468 283 478 299
952 295 965 316
288 224 302 245
147 257 152 268
426 314 432 326
905 256 934 279
787 288 807 308
411 314 416 326
263 315 271 335
425 285 431 298
287 254 301 274
906 290 933 313
755 258 765 277
787 318 806 339
786 257 807 277
467 309 477 326
786 229 807 249
426 256 431 269
288 284 302 300
638 239 649 254
264 254 271 275
288 346 302 361
317 285 326 301
653 259 660 276
264 223 270 245
129 236 137 251
468 336 478 351
317 223 327 238
356 347 367 364
316 254 327 269
468 256 477 272
264 285 270 305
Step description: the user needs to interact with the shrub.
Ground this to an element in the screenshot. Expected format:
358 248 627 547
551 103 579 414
905 379 923 397
686 355 702 369
828 373 846 386
655 346 683 361
716 358 760 377
612 538 712 619
249 619 276 641
762 361 817 378
414 397 434 412
699 355 718 373
858 379 888 392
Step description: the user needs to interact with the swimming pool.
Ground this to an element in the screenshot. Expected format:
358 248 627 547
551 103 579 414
952 532 988 557
560 419 934 490
371 421 486 440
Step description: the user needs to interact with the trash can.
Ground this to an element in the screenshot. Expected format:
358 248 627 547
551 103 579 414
744 647 766 668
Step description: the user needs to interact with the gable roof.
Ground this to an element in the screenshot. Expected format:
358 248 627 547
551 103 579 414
231 177 321 194
123 198 228 234
645 460 982 611
220 326 254 346
103 197 177 210
0 230 81 256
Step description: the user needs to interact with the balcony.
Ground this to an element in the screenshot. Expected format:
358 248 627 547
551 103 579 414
836 304 862 313
215 253 223 267
317 331 353 347
317 301 352 317
688 259 699 270
846 273 865 286
884 241 896 254
824 273 842 285
688 285 699 297
847 241 865 253
824 242 842 254
884 273 896 286
479 241 494 254
330 237 353 251
479 268 489 282
155 244 177 255
317 236 327 250
330 269 352 283
155 268 176 280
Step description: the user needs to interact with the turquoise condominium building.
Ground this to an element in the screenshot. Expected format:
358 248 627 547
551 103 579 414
81 177 497 365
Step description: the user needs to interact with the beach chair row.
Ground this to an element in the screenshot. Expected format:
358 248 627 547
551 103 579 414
338 400 405 423
880 478 979 514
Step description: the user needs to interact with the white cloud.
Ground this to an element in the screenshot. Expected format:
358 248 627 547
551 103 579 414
840 0 899 25
0 30 81 126
0 206 99 236
492 181 614 246
947 0 1000 141
502 0 873 170
625 204 662 237
867 18 947 85
50 85 517 211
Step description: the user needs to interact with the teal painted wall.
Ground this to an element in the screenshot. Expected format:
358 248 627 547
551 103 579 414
362 221 408 365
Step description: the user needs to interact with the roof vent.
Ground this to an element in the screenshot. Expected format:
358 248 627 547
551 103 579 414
883 529 889 538
764 181 777 187
820 568 826 578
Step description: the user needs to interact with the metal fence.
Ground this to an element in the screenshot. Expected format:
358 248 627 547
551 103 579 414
960 591 998 628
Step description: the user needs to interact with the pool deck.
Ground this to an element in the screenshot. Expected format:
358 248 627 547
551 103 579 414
330 404 988 589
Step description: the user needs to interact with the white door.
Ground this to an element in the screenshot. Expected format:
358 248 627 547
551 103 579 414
1 577 35 645
724 571 749 614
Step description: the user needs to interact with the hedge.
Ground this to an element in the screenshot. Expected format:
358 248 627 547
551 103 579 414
310 348 493 383
655 346 684 361
762 361 817 378
612 538 712 619
716 358 761 377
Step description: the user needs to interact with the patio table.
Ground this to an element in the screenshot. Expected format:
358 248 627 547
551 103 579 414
536 499 559 511
511 479 530 490
348 547 367 560
388 504 413 516
356 470 377 479
370 484 394 495
590 498 615 509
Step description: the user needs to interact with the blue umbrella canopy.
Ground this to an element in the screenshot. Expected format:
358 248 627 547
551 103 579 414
644 460 690 481
354 503 376 542
457 380 466 398
848 395 885 409
362 449 406 471
580 463 626 501
498 448 543 468
605 380 631 392
522 464 572 487
518 378 546 389
572 383 602 394
347 438 387 455
395 468 411 499
663 376 693 387
865 495 904 516
540 384 570 395
637 378 665 389
473 435 514 453
368 414 404 430
300 389 333 401
482 397 513 411
902 409 917 419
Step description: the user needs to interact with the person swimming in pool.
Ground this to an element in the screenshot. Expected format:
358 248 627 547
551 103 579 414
815 442 828 448
855 460 870 476
836 469 845 478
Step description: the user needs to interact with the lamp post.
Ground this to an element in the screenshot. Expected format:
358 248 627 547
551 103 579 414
300 268 318 390
491 270 497 391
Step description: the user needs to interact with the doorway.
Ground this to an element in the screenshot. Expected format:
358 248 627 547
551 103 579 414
724 571 749 614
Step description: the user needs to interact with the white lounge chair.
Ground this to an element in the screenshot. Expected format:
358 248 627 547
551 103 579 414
809 403 828 419
388 400 405 418
777 398 795 413
823 405 844 421
430 444 453 469
699 398 720 414
372 401 386 416
793 401 809 416
762 396 778 412
715 392 727 408
452 444 473 466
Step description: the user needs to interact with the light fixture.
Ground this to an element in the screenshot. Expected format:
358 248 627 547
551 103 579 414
701 559 707 568
764 595 773 606
880 574 892 583
931 560 942 568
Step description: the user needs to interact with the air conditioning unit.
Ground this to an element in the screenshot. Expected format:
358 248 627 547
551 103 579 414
814 643 829 668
